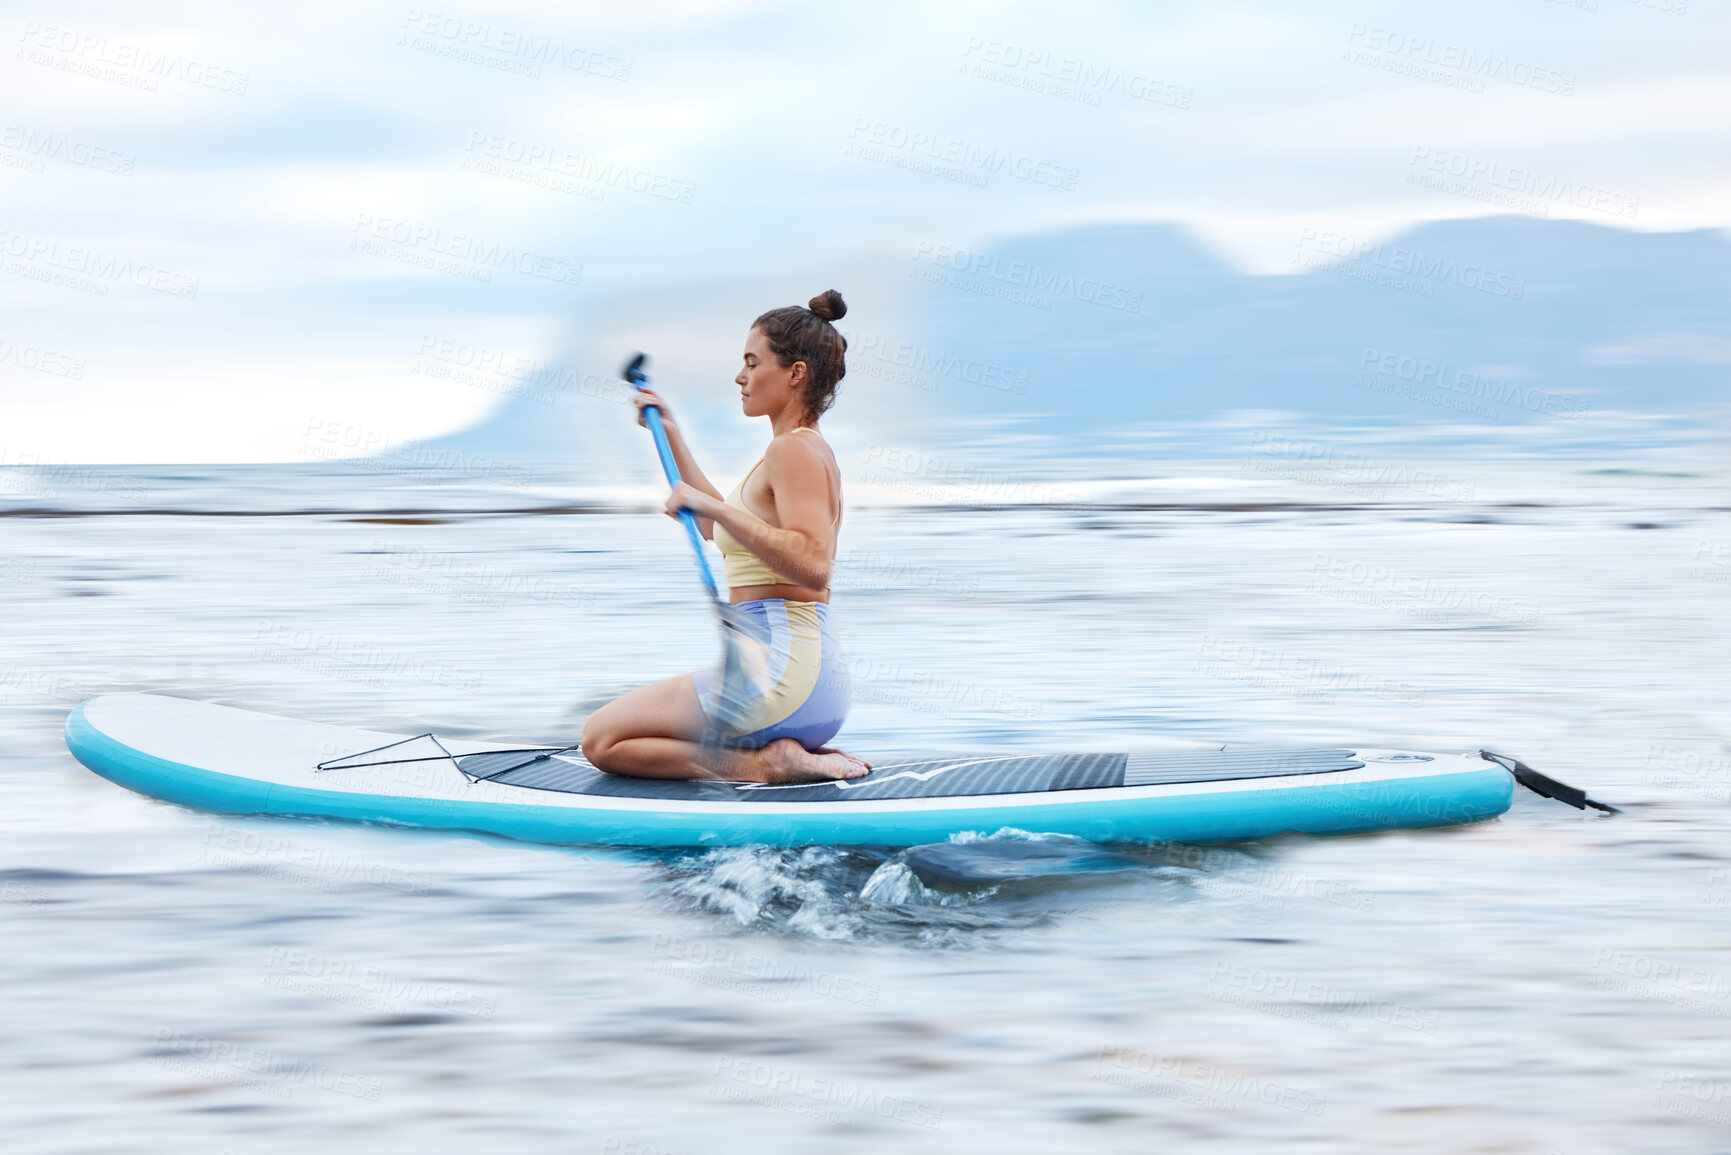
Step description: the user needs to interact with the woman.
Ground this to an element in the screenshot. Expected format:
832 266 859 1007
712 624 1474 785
580 291 872 784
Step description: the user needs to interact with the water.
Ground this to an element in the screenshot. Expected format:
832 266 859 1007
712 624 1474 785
3 456 1729 1153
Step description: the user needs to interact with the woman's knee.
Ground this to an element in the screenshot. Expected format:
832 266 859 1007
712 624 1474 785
579 711 617 767
579 675 703 772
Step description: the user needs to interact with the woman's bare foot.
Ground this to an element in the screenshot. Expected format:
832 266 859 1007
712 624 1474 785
751 738 872 784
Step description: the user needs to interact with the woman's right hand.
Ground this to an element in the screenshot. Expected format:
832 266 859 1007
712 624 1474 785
631 388 675 431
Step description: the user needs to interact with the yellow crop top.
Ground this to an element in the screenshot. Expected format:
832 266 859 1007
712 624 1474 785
713 428 842 589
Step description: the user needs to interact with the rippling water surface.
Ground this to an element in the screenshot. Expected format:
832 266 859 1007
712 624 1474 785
3 458 1729 1153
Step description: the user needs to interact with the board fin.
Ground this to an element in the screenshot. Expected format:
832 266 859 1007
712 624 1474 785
1480 750 1619 813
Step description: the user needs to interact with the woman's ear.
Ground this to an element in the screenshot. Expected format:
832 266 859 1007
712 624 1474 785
789 360 809 389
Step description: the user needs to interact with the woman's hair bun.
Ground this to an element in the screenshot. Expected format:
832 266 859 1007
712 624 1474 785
808 289 846 322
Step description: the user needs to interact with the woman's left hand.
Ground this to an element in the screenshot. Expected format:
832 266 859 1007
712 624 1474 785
664 481 715 521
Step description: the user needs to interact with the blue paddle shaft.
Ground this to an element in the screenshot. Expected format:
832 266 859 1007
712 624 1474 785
637 397 721 600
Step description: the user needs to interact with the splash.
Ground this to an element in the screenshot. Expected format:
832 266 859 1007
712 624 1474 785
650 828 1164 943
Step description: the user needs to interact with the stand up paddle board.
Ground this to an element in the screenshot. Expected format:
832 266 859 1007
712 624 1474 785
58 693 1560 848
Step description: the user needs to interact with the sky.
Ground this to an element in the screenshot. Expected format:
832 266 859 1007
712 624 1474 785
1 0 1727 463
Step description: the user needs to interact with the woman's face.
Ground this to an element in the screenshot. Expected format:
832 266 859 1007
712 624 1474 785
736 327 804 418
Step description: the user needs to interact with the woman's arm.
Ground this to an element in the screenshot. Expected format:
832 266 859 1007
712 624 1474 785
666 436 838 590
633 389 722 537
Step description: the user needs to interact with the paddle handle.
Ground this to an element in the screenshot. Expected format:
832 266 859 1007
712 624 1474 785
634 386 722 601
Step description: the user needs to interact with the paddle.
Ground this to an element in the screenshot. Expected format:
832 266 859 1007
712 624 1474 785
623 353 720 598
622 353 763 762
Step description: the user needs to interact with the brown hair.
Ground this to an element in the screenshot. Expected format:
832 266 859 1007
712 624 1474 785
752 290 848 425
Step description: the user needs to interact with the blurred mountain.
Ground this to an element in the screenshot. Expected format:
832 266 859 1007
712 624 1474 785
904 215 1731 428
424 216 1731 458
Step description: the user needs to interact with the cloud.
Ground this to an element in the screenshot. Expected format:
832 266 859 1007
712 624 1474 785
3 0 1728 461
1583 333 1731 365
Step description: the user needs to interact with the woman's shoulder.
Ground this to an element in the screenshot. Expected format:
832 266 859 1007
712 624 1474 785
761 429 838 490
765 427 832 460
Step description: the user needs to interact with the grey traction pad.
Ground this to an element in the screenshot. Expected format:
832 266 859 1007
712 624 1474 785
452 748 1366 804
